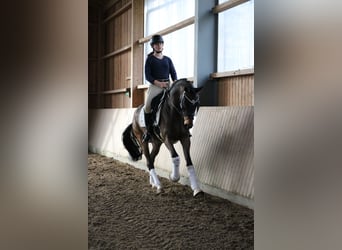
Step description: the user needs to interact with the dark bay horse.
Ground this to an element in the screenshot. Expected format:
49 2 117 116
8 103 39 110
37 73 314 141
122 78 203 196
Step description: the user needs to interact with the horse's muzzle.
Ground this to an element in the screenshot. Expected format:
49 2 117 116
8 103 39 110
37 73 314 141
184 116 193 129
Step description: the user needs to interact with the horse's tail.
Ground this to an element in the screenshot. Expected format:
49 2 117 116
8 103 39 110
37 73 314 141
122 123 142 161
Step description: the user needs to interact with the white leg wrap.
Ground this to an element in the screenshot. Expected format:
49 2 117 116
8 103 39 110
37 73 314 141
149 169 161 188
187 165 200 191
149 175 154 186
170 156 180 181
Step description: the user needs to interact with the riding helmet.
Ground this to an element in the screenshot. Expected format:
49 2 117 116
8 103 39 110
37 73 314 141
150 34 164 46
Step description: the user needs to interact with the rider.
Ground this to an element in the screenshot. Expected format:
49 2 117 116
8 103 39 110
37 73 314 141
143 34 178 142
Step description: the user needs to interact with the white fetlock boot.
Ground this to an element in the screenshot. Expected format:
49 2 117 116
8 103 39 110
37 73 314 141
187 165 203 197
169 156 180 182
149 169 162 194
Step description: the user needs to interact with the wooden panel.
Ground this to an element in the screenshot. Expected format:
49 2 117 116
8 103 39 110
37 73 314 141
88 94 97 109
114 8 132 50
104 4 131 54
113 50 131 89
104 95 112 108
103 58 113 91
88 61 97 93
131 0 144 107
88 5 100 109
111 93 131 108
101 1 132 108
88 25 98 59
89 6 98 23
218 75 254 106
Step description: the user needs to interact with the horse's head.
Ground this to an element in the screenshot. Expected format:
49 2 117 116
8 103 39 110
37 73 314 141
180 85 202 129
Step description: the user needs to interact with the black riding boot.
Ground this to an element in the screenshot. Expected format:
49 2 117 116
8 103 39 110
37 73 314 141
142 112 153 143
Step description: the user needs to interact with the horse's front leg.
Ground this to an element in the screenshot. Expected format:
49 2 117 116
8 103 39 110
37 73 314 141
180 137 203 197
142 141 162 193
164 139 180 182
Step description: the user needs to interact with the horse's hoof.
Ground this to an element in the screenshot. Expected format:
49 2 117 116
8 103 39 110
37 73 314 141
151 184 163 193
193 189 204 197
169 173 180 182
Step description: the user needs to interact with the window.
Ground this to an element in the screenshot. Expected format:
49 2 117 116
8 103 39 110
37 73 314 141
144 0 195 80
218 0 254 72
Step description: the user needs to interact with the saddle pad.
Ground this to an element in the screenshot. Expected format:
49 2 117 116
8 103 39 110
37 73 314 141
138 107 146 128
138 106 161 128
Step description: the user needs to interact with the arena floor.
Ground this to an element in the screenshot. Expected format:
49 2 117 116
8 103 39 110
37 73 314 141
88 153 254 249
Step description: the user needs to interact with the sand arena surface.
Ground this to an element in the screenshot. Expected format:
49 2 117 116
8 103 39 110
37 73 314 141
88 153 254 249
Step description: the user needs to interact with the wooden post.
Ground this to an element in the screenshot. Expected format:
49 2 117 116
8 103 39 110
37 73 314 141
131 0 144 108
97 6 104 108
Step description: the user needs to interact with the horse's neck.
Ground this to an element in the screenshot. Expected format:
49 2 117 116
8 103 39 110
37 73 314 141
167 89 182 113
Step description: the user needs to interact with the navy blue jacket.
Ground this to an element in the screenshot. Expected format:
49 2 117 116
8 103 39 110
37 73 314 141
145 55 177 84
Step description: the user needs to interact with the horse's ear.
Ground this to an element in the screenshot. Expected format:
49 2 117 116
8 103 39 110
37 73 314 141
194 87 203 93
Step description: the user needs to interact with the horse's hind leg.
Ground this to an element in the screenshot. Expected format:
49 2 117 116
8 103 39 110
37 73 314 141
142 141 162 193
164 139 180 182
180 137 203 197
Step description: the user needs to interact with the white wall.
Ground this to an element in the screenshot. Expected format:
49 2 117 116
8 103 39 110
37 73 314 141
88 107 254 209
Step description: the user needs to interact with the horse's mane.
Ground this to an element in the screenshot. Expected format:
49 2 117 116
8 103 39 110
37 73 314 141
169 78 193 93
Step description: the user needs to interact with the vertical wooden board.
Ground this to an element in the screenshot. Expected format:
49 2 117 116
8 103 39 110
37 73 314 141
131 0 144 108
121 12 126 47
89 7 98 23
88 94 98 109
106 59 110 91
109 58 113 90
114 16 120 50
88 62 97 92
120 53 125 89
127 8 132 44
103 60 108 90
114 55 120 89
88 25 98 58
126 51 131 87
111 94 116 108
114 0 122 12
217 75 254 106
105 21 111 54
103 95 109 108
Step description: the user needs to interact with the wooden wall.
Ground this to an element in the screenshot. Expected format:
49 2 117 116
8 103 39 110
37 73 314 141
89 0 254 108
89 6 99 108
88 0 144 109
217 74 254 106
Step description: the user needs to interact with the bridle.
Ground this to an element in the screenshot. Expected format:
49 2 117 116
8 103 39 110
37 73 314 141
179 91 200 129
180 91 200 118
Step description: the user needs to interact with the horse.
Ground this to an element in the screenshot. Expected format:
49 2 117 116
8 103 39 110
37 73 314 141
122 78 203 197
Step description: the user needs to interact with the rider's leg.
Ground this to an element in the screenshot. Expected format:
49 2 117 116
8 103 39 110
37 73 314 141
143 84 163 142
142 112 153 142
